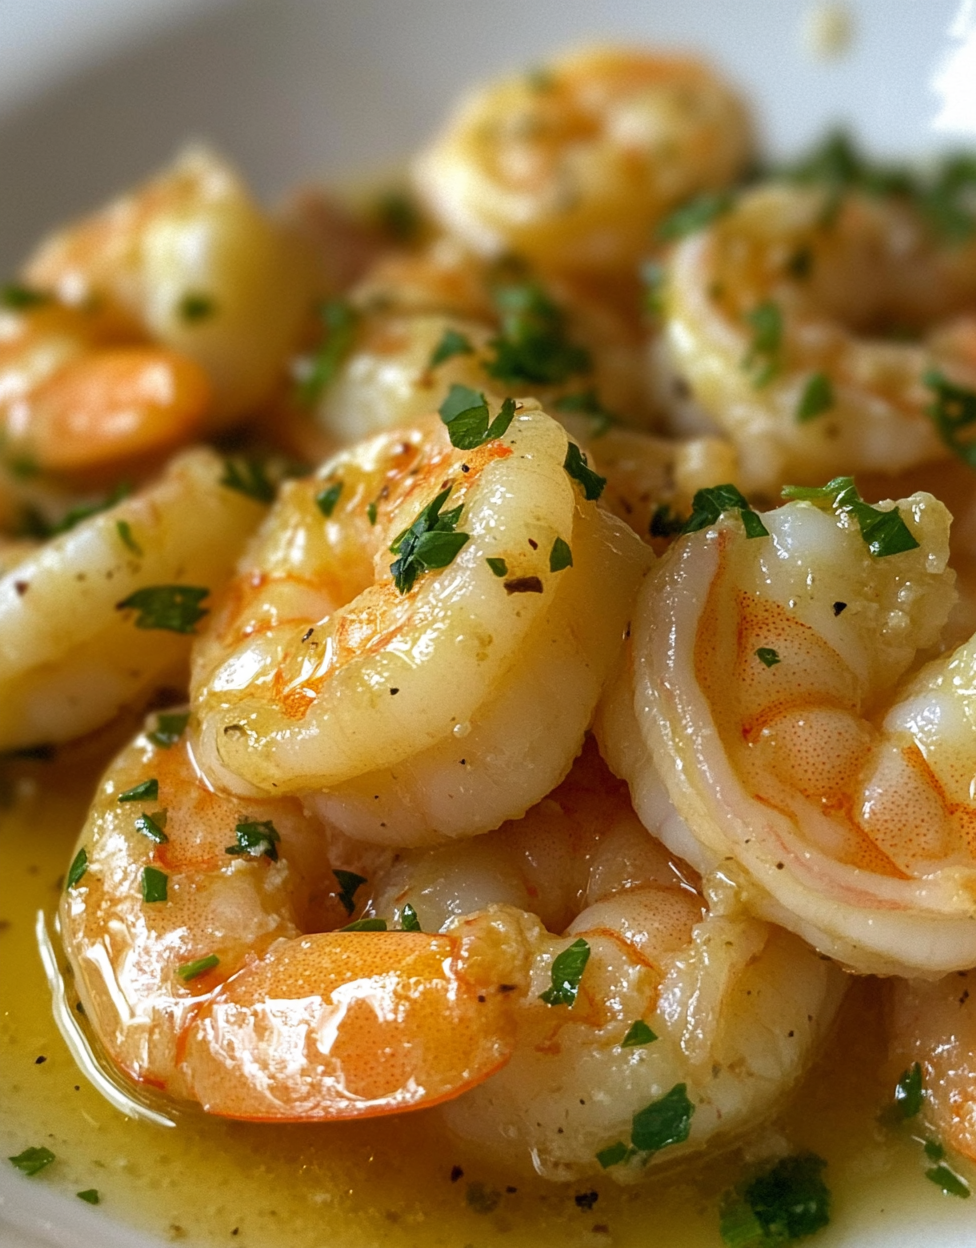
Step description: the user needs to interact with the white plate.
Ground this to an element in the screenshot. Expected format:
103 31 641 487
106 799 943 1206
1 2 974 1245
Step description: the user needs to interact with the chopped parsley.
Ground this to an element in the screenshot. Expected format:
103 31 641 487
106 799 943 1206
923 369 976 469
742 301 784 388
756 647 781 668
893 1061 924 1119
796 372 834 423
140 867 168 904
549 537 573 572
597 1083 696 1169
366 501 378 525
428 328 474 369
134 812 168 845
656 191 733 242
553 389 619 437
177 954 219 982
484 278 591 386
401 903 421 932
782 477 919 557
148 712 189 749
926 1164 971 1199
438 384 516 449
220 458 277 503
682 484 769 539
66 848 88 890
596 1141 630 1170
373 189 422 244
389 486 470 594
20 483 131 540
225 820 280 862
116 585 209 633
315 481 344 517
621 1019 657 1048
118 779 159 803
719 1153 831 1246
486 557 508 577
8 1146 55 1175
76 1189 100 1204
650 504 686 538
177 292 215 322
924 1139 945 1162
333 869 367 916
1 283 50 310
297 298 359 405
116 519 142 556
539 937 590 1007
341 917 388 932
563 442 606 501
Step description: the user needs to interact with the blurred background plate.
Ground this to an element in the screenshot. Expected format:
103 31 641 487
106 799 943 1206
0 1 974 1245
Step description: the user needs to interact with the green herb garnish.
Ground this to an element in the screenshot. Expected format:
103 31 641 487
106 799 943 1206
650 504 686 538
428 328 474 369
298 298 359 405
21 483 131 540
923 369 976 469
373 190 422 244
134 812 168 845
438 385 516 450
596 1141 630 1170
148 712 189 749
926 1164 971 1199
796 372 834 422
401 903 421 931
1 284 50 310
621 1019 657 1048
743 301 783 387
140 867 168 904
682 484 769 539
485 279 590 386
116 519 142 556
553 389 619 436
781 476 919 558
177 954 219 982
118 779 159 803
563 442 606 501
389 486 470 594
316 481 344 517
66 848 88 890
893 1062 924 1119
366 501 378 525
225 820 280 863
177 292 215 322
333 869 367 916
656 191 733 241
549 537 572 572
116 585 209 633
341 917 388 932
486 557 508 577
76 1189 100 1204
631 1083 695 1153
220 458 277 503
719 1152 831 1246
756 647 781 668
539 937 590 1007
8 1146 55 1175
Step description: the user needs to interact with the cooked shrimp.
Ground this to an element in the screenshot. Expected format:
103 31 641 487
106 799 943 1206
597 484 976 977
23 147 316 425
60 719 529 1120
362 741 844 1183
663 183 976 492
0 447 265 751
888 971 975 1162
414 45 754 273
191 406 651 844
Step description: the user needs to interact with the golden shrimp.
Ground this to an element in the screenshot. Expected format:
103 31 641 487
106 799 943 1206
191 406 651 844
414 45 754 274
597 482 976 976
662 183 976 492
0 448 265 751
363 741 845 1182
60 717 528 1120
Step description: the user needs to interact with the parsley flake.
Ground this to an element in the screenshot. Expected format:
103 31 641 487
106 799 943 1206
926 1164 971 1199
563 442 606 501
485 279 590 386
656 191 733 241
134 812 168 845
486 557 508 577
1 284 50 310
553 389 619 436
297 298 359 406
118 779 159 803
796 372 834 422
401 903 421 931
373 189 422 243
316 481 344 517
22 483 131 540
177 954 219 982
116 519 142 556
596 1141 631 1169
341 917 388 932
438 385 516 449
621 1019 657 1048
225 820 280 862
893 1062 924 1119
743 301 784 388
177 292 215 322
366 501 378 526
389 486 470 594
781 477 919 557
77 1189 100 1204
923 369 976 470
549 536 573 572
650 504 686 538
66 848 88 890
756 647 781 668
719 1152 831 1247
428 328 474 369
540 937 590 1007
116 585 209 633
8 1146 55 1176
333 869 367 916
141 867 168 904
682 484 769 539
148 712 189 749
631 1083 695 1154
220 458 277 503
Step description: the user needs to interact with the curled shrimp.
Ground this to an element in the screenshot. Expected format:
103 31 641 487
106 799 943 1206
662 183 976 492
361 740 844 1182
191 406 651 843
597 484 976 977
414 45 754 274
888 971 975 1163
60 719 528 1120
23 146 316 426
0 448 265 751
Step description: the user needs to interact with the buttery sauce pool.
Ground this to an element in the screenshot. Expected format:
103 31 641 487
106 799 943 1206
1 754 972 1248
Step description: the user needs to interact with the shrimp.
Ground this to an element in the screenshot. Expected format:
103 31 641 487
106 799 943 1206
597 483 976 977
60 718 529 1120
662 183 976 493
191 406 652 844
413 45 754 274
22 146 316 425
0 448 265 751
361 740 845 1183
888 971 975 1163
